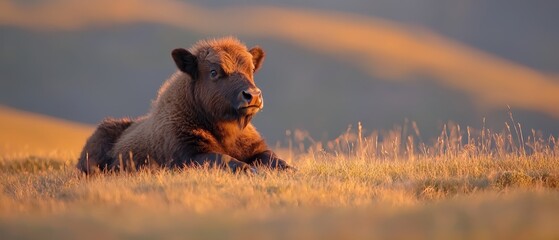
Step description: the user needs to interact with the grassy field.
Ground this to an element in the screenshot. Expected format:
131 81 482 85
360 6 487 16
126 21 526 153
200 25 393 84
1 111 559 239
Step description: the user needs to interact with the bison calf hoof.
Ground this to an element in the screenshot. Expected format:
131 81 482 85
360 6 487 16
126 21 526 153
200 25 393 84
240 165 258 175
230 162 258 175
274 160 296 171
283 165 298 172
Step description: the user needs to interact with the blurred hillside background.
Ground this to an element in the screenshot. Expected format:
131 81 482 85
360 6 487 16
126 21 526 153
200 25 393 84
1 0 558 144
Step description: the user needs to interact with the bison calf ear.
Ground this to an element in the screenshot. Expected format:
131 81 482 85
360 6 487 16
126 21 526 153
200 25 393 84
172 48 198 79
249 47 265 73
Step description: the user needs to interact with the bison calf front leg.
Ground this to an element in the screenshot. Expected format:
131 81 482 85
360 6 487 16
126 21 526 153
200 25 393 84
191 153 257 174
249 150 294 170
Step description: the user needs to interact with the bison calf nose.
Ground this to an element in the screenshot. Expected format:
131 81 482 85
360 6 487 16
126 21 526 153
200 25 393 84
241 89 262 106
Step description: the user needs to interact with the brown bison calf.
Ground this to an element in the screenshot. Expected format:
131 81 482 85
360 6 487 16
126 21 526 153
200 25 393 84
77 37 292 174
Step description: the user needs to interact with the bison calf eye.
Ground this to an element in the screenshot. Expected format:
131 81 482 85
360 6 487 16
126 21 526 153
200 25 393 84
210 70 218 79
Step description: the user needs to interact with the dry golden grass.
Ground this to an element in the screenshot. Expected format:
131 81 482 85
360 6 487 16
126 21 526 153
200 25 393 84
1 114 558 239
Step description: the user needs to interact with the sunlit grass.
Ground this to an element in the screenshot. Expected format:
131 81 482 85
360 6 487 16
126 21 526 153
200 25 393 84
1 118 558 239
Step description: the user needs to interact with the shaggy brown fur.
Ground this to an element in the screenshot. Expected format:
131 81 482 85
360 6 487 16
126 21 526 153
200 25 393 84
77 37 292 174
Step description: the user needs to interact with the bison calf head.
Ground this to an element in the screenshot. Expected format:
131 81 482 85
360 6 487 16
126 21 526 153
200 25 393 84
171 38 265 129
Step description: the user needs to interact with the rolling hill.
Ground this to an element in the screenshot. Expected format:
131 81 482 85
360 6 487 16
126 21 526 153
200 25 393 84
0 105 93 155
